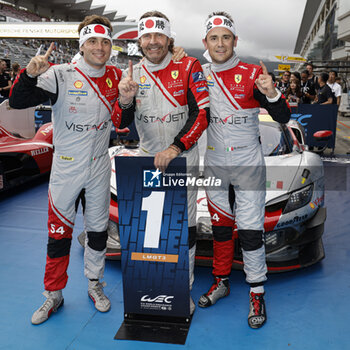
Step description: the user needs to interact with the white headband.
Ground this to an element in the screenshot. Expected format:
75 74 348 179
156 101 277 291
138 17 171 39
79 24 112 48
205 16 236 37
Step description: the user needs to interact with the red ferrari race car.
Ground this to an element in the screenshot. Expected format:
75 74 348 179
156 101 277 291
78 115 327 273
0 123 53 192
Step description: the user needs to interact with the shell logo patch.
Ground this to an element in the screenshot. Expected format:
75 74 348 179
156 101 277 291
234 74 242 84
207 75 214 86
140 76 147 84
74 80 83 89
171 70 179 79
106 77 113 88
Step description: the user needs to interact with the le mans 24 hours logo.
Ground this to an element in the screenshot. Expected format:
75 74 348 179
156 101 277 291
143 169 221 188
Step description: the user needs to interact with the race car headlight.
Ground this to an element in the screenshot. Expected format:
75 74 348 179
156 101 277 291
283 184 313 214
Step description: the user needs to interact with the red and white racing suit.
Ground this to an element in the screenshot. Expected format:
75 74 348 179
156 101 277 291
202 54 290 284
9 59 130 291
113 52 210 288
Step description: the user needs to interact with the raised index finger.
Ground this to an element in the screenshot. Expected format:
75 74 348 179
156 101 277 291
259 60 268 75
44 42 55 60
127 60 133 79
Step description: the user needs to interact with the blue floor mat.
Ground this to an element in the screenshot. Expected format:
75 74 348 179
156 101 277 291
0 169 349 350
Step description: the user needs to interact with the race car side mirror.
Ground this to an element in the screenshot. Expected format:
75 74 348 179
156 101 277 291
292 144 302 153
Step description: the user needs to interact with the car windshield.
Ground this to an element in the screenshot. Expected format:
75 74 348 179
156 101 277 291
259 122 292 156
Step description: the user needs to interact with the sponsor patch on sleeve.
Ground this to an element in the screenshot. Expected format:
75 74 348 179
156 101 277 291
197 86 209 93
192 71 205 83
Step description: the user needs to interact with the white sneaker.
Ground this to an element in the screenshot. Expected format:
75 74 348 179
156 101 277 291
88 280 111 312
31 290 64 325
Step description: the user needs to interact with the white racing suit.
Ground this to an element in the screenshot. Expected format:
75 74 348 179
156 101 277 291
9 59 130 291
113 52 210 289
202 54 290 284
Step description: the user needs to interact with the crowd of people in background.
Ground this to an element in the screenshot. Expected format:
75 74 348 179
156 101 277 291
0 60 23 98
275 63 343 106
0 53 346 108
0 38 81 100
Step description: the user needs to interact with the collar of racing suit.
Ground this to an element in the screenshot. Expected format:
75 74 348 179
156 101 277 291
210 53 240 72
143 52 172 72
75 57 106 78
